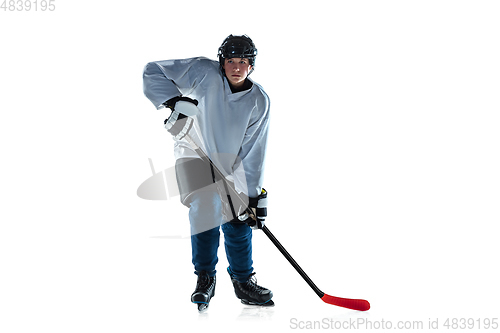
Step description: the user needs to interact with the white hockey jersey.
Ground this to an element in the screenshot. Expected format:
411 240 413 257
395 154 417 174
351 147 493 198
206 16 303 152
143 57 270 198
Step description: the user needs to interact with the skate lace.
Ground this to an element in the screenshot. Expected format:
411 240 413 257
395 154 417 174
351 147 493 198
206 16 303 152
197 272 211 289
245 273 267 293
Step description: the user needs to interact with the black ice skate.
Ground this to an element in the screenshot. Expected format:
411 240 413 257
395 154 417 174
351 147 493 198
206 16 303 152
227 267 274 306
191 271 216 312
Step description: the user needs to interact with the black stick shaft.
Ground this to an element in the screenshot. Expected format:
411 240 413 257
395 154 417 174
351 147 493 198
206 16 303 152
261 225 324 298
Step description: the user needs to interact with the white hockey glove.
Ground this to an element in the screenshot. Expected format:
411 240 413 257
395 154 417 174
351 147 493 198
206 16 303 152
239 189 268 230
163 96 199 140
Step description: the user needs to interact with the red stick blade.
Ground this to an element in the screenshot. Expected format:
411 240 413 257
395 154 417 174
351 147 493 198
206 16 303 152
321 294 370 311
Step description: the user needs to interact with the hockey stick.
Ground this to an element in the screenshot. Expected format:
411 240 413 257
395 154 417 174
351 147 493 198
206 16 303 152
183 135 370 311
261 226 370 311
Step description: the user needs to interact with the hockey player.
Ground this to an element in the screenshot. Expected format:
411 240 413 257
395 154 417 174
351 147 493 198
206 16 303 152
143 35 273 312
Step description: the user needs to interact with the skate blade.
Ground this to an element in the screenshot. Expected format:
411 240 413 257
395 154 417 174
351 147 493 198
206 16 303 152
196 303 209 312
241 299 275 307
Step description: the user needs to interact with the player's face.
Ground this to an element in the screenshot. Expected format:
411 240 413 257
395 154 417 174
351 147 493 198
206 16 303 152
224 58 253 88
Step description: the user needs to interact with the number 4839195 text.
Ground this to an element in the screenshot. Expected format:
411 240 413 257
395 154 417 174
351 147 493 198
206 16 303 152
1 0 56 11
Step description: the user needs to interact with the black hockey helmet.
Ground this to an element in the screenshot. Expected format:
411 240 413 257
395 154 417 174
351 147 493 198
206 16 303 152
218 34 257 74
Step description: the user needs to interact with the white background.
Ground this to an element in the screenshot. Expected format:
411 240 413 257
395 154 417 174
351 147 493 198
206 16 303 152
1 1 499 332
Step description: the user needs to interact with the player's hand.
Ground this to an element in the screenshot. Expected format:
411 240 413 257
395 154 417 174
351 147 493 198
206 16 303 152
243 189 267 230
163 96 199 112
163 96 199 140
